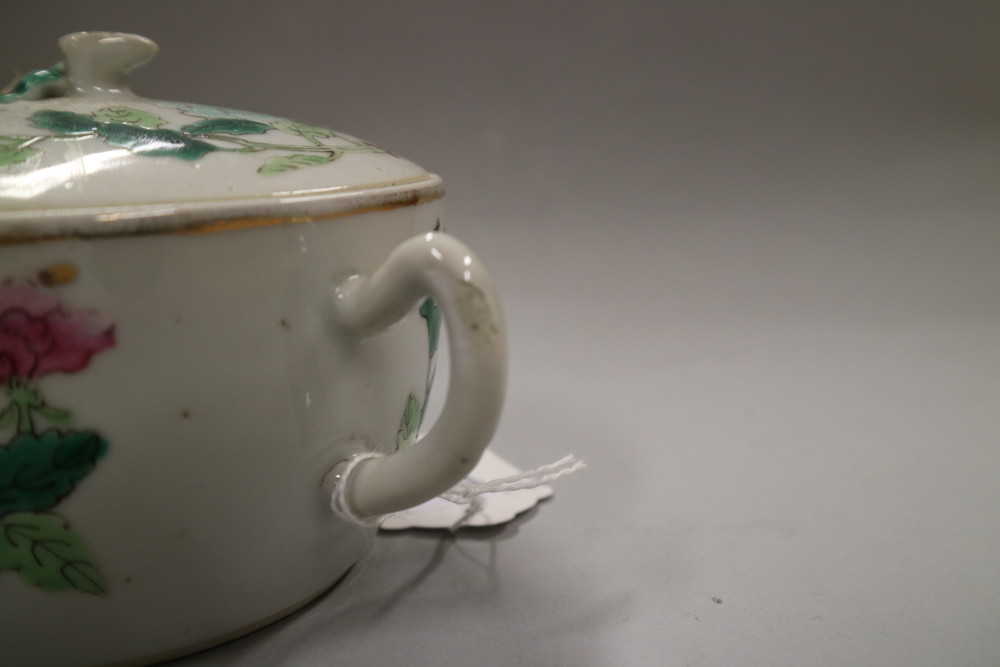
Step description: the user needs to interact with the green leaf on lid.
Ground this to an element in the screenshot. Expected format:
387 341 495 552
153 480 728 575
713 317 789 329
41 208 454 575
96 123 219 160
30 110 98 135
92 106 167 129
257 152 339 175
271 120 337 144
181 118 271 136
0 137 41 167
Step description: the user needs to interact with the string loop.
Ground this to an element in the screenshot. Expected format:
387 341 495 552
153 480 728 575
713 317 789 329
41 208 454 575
330 453 585 530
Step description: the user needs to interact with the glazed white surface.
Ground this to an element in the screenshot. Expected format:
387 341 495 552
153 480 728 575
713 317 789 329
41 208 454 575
332 232 506 518
0 202 447 667
0 174 443 241
0 97 433 213
0 32 438 235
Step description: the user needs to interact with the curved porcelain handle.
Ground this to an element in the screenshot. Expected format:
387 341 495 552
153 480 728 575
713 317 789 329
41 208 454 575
329 232 507 518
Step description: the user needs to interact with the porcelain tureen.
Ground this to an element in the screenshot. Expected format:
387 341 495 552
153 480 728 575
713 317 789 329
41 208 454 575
0 32 506 667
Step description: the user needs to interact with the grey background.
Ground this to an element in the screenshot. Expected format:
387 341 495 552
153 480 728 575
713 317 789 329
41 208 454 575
4 2 1000 665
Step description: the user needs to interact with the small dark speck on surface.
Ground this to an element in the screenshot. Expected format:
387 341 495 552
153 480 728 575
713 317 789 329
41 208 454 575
470 323 479 331
712 597 722 604
281 319 290 329
181 410 190 419
460 457 468 463
124 577 132 584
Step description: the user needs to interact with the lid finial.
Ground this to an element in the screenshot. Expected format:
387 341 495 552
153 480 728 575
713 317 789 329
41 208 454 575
59 32 158 99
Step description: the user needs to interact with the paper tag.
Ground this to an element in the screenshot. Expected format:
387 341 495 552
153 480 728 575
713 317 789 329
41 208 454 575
379 448 553 530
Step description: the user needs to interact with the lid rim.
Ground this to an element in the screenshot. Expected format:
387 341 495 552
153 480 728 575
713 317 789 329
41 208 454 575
0 174 443 242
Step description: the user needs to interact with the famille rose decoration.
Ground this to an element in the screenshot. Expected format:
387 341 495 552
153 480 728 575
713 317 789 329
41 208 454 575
0 278 115 596
4 101 389 175
0 31 578 667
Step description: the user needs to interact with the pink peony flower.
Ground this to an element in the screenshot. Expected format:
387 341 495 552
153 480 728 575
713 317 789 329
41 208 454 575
0 281 115 383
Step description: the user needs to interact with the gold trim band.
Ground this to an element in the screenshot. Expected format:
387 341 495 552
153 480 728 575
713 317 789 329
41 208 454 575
0 175 443 245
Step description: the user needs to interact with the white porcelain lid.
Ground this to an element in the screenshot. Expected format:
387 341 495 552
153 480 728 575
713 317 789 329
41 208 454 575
0 32 441 238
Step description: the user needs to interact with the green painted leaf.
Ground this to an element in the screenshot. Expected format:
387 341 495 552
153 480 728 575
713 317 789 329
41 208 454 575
419 297 442 358
0 137 41 167
0 512 106 594
93 106 167 129
271 120 336 143
396 394 421 451
0 65 65 104
0 430 109 517
30 110 98 135
0 146 40 167
155 101 285 124
258 152 338 175
96 123 219 160
181 118 271 136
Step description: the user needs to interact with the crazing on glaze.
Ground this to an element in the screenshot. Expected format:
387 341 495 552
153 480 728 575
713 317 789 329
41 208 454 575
0 277 115 595
0 99 387 175
396 220 444 451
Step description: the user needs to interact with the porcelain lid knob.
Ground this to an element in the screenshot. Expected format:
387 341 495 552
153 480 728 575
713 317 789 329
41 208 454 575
59 32 157 99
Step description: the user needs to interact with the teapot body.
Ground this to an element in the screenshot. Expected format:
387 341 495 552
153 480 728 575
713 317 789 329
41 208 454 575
0 201 443 667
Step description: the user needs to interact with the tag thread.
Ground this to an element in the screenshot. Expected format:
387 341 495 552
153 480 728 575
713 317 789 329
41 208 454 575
330 453 585 530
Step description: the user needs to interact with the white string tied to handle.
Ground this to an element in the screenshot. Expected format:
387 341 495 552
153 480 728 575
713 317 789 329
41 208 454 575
330 452 386 527
440 454 586 504
330 453 586 530
439 454 586 530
